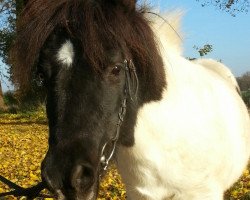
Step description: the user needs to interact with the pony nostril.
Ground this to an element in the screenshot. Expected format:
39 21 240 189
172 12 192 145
71 164 95 191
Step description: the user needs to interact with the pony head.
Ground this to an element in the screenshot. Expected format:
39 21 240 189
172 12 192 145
11 0 166 199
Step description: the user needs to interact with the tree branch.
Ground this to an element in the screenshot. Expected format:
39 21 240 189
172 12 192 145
226 0 235 8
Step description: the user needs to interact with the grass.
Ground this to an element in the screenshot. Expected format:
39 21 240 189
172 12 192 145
0 110 249 200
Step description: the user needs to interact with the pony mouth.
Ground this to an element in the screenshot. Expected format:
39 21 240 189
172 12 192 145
42 166 99 200
55 186 98 200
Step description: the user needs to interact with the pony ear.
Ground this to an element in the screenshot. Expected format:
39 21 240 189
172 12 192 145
106 0 136 12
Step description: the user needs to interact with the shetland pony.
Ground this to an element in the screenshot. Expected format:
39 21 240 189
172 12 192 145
11 0 250 199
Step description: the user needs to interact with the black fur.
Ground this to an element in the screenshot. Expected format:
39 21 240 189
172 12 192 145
13 0 167 199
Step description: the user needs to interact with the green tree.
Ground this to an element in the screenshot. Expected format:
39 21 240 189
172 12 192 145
237 71 250 91
0 0 45 110
193 44 213 57
0 81 6 110
0 0 26 81
196 0 249 16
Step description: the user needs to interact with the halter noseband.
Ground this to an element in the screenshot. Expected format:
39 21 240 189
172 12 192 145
100 59 139 172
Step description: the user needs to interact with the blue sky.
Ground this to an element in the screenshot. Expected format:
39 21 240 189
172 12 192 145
0 59 13 91
148 0 250 76
1 0 250 91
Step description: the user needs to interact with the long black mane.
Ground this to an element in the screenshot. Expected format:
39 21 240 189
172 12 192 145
12 0 166 102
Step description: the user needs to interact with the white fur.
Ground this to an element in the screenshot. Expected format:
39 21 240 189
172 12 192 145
57 40 74 67
148 11 184 55
193 58 241 93
116 13 250 200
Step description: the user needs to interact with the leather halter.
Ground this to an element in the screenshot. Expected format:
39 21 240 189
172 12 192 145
100 59 139 172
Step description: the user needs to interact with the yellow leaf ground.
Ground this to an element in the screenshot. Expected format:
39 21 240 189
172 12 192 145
0 111 249 199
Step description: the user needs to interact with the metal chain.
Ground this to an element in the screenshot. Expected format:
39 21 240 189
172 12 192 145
100 97 127 171
99 59 138 172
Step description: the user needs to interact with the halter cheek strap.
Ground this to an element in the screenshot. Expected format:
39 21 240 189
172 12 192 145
99 59 139 172
124 59 139 101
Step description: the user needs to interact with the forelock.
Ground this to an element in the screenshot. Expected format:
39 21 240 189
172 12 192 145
11 0 162 92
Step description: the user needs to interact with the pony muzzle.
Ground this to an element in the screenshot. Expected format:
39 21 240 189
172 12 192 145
42 157 98 200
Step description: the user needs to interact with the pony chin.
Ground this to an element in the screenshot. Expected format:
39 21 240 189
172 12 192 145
55 190 97 200
75 185 98 200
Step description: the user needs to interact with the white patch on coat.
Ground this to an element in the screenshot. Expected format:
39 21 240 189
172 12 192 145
57 40 74 67
116 12 250 200
192 58 241 93
148 10 184 55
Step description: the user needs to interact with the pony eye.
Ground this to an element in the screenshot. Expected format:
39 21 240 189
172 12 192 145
111 65 121 76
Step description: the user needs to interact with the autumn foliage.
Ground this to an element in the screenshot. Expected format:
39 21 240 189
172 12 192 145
0 109 249 199
0 109 126 199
